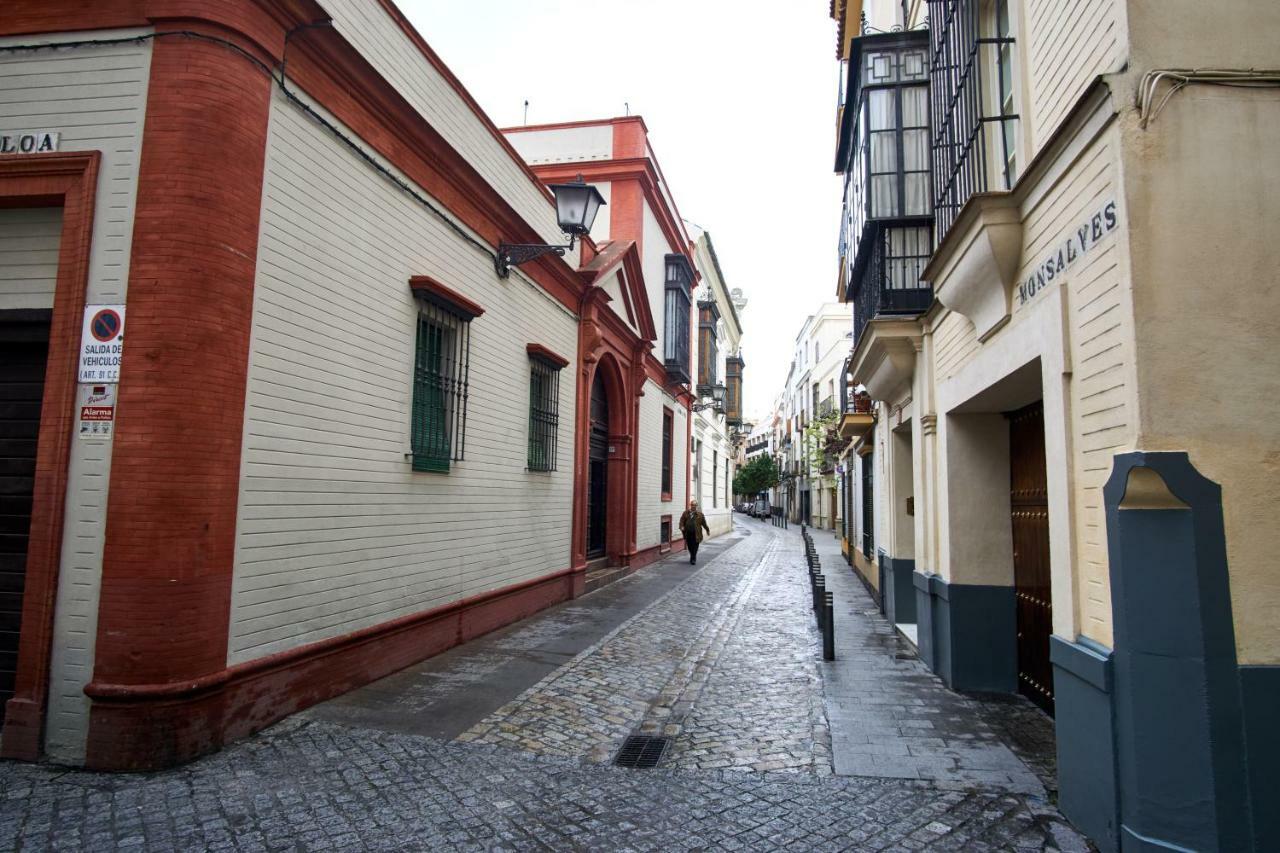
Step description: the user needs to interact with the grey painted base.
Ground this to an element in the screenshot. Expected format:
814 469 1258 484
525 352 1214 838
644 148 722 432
1051 636 1118 853
912 571 1016 693
881 555 916 625
1241 666 1280 851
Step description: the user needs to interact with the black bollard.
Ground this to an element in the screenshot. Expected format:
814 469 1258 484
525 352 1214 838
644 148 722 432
823 592 835 661
814 575 825 617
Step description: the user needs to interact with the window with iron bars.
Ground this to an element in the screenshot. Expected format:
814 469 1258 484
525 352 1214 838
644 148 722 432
527 354 562 472
928 0 1020 241
411 301 471 473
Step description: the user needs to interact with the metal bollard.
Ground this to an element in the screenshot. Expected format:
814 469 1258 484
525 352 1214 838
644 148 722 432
814 575 825 617
823 592 835 661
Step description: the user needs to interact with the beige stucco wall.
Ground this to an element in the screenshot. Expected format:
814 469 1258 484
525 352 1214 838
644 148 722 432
1118 82 1280 665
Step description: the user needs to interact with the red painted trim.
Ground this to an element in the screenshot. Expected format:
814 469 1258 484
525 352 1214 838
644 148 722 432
501 115 650 136
84 566 577 770
85 25 274 767
410 276 485 320
0 151 100 761
578 240 656 344
526 343 569 369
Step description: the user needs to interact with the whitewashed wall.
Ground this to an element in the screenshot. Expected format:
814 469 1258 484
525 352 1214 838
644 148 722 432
635 381 686 550
0 31 152 763
317 0 564 248
505 124 613 166
227 87 578 664
0 208 61 310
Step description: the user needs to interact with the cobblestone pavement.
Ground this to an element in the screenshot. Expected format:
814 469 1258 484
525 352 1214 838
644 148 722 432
0 518 1092 851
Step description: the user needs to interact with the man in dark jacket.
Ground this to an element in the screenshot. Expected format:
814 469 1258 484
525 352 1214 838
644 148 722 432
679 501 711 565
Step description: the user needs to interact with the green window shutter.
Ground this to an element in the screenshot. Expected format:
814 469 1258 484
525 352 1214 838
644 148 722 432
412 316 450 472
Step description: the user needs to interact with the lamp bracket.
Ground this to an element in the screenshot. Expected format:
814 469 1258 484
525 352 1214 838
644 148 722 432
495 235 576 278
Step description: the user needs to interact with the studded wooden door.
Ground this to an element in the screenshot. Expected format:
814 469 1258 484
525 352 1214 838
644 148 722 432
1009 401 1053 715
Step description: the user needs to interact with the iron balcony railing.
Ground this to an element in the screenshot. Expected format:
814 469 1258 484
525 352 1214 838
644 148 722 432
851 227 933 347
819 396 837 417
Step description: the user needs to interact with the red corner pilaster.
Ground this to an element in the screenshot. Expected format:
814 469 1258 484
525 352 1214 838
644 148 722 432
84 24 275 771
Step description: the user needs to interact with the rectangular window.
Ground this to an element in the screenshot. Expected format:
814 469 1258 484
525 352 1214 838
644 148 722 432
661 516 672 546
661 408 674 498
713 450 718 508
527 353 562 472
411 302 471 473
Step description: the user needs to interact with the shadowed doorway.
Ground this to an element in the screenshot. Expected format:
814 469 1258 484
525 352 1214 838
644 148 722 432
587 371 609 560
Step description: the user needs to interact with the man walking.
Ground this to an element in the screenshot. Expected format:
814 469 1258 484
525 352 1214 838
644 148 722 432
679 501 711 565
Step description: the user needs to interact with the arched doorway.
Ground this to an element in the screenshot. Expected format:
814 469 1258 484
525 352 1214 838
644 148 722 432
586 371 609 560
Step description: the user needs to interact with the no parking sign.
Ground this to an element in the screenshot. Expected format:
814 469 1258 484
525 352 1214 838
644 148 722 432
79 305 126 383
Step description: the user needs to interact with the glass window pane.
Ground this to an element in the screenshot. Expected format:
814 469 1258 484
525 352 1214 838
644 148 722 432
868 89 896 130
870 132 897 173
903 128 929 171
905 173 930 215
871 175 898 217
902 86 928 127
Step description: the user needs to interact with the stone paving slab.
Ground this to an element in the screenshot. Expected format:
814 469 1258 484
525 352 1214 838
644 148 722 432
800 526 1052 796
0 718 1090 852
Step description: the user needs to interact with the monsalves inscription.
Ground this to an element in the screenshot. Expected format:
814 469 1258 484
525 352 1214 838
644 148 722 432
0 131 60 154
1018 199 1119 306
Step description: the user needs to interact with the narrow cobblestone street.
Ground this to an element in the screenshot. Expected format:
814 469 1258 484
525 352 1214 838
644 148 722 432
0 519 1090 851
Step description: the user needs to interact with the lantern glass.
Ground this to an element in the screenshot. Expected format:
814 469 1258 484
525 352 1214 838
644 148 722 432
712 384 727 405
549 179 606 236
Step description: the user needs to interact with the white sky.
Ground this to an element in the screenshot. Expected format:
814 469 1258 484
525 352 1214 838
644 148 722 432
399 0 845 421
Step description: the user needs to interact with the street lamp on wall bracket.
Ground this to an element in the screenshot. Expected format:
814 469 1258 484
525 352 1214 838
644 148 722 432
495 177 606 278
692 383 727 414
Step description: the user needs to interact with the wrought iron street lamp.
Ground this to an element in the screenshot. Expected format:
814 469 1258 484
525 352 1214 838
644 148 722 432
692 383 727 414
495 176 606 278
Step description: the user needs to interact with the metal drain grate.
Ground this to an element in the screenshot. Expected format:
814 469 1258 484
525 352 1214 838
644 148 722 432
613 735 671 769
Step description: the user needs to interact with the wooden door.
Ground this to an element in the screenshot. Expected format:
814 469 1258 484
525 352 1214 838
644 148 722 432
0 320 50 722
586 374 608 559
1009 401 1053 715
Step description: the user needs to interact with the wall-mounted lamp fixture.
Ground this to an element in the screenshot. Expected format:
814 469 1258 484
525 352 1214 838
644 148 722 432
692 383 727 414
495 176 606 278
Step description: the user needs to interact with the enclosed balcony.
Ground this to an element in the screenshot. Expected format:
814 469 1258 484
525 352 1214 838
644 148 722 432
835 27 934 402
663 254 693 386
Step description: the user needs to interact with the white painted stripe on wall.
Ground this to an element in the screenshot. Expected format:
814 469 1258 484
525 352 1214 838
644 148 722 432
227 86 579 664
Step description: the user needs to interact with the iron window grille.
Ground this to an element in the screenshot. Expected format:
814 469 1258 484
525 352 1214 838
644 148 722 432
927 0 1020 241
663 255 693 386
527 354 562 472
661 517 672 545
411 300 471 473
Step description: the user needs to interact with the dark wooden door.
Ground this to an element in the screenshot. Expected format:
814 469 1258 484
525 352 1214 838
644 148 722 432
0 319 50 723
587 373 608 559
1009 401 1054 715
